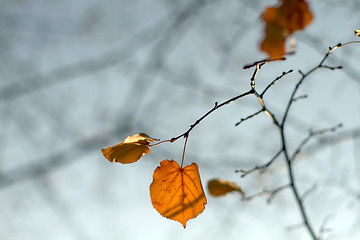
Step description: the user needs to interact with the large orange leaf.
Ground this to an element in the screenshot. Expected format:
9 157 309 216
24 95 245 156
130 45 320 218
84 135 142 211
150 160 207 228
101 133 159 164
261 0 313 58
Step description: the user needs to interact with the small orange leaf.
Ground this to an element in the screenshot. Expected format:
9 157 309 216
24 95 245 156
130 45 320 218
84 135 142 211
207 179 245 197
150 160 207 228
101 133 159 164
261 0 313 58
355 30 360 37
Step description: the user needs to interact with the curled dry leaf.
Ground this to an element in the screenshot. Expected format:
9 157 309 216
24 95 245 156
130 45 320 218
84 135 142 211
207 178 245 197
101 133 159 164
355 30 360 37
150 160 207 228
261 0 313 58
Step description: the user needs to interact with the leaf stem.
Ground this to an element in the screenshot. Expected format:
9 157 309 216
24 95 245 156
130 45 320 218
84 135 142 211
149 139 172 147
181 134 189 168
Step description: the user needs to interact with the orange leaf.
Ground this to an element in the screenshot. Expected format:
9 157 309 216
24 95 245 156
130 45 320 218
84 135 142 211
101 133 159 164
261 0 313 58
207 178 245 197
150 160 207 228
261 16 288 59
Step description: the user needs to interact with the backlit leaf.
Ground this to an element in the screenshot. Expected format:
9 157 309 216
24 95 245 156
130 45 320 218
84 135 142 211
101 133 159 164
261 0 313 58
150 160 207 228
207 178 245 197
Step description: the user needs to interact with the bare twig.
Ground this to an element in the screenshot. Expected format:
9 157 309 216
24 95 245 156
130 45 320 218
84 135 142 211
261 70 294 97
235 149 283 177
243 57 286 69
168 62 263 142
170 89 254 142
281 139 318 239
281 44 344 126
320 65 343 70
250 64 281 126
286 222 307 231
290 124 343 161
235 108 264 126
243 184 290 203
292 94 308 102
318 216 333 240
304 127 360 157
301 184 317 201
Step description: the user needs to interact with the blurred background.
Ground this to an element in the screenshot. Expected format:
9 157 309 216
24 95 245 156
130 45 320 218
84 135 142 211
1 0 360 239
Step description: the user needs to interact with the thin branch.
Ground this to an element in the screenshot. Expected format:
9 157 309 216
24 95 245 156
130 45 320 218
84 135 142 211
298 69 305 77
235 149 283 177
254 90 280 126
169 59 289 142
303 126 360 157
281 43 343 126
339 40 360 47
301 184 317 201
320 65 343 70
261 69 294 97
286 222 307 231
243 184 290 203
290 123 343 161
243 57 286 69
169 89 255 142
235 108 264 126
318 216 333 240
292 94 308 102
247 64 281 126
281 129 318 239
250 63 263 89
